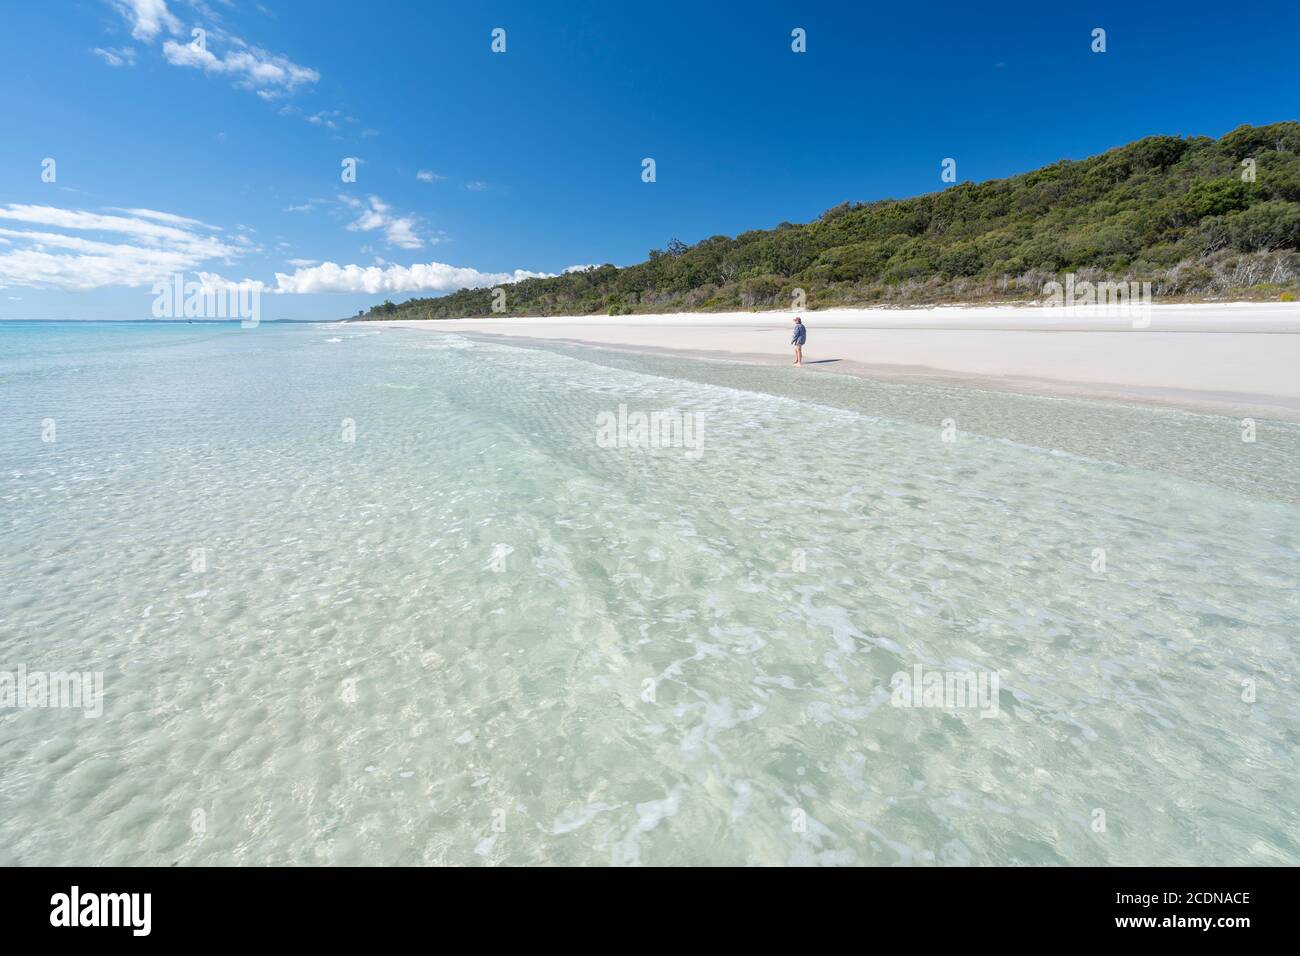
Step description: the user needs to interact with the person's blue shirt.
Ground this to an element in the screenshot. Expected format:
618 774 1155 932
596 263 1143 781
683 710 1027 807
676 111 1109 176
791 323 806 345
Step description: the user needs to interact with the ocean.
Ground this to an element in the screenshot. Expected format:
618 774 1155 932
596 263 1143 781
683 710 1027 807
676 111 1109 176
1 320 1296 865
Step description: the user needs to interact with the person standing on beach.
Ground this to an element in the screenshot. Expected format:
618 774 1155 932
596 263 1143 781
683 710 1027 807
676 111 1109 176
791 316 806 366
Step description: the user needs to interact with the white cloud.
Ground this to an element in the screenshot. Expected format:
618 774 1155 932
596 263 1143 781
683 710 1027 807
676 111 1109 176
162 37 319 96
105 207 219 229
109 0 181 41
306 110 341 129
0 205 217 244
181 0 224 22
192 271 268 295
564 264 600 273
283 199 327 214
341 195 424 250
416 170 445 183
0 203 245 291
383 222 420 250
0 201 549 304
271 261 555 295
104 1 321 103
92 46 137 67
280 106 358 130
465 181 488 192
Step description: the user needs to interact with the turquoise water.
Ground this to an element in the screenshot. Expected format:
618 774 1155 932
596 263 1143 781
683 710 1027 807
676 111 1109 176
1 320 1296 866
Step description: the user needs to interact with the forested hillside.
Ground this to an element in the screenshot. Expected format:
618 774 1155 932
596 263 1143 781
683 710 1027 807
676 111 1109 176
361 122 1300 320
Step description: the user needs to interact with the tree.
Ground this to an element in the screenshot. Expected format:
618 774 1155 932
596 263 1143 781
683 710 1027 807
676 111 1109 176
350 123 1300 319
1224 201 1300 252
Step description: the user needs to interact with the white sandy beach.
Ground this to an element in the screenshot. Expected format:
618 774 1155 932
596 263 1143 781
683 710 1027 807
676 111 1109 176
378 303 1300 417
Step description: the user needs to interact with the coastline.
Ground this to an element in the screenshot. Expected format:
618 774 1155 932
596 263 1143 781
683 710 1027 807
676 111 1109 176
374 303 1300 420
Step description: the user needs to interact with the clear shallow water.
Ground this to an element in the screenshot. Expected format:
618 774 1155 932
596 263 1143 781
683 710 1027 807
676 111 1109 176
0 320 1296 866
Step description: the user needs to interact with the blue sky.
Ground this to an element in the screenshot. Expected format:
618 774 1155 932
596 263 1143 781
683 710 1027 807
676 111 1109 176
1 0 1297 320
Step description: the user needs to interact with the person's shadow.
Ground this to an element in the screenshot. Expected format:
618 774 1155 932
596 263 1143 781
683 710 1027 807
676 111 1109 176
802 359 841 365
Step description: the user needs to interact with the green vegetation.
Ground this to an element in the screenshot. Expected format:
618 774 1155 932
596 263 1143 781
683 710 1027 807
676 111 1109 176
360 123 1300 320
